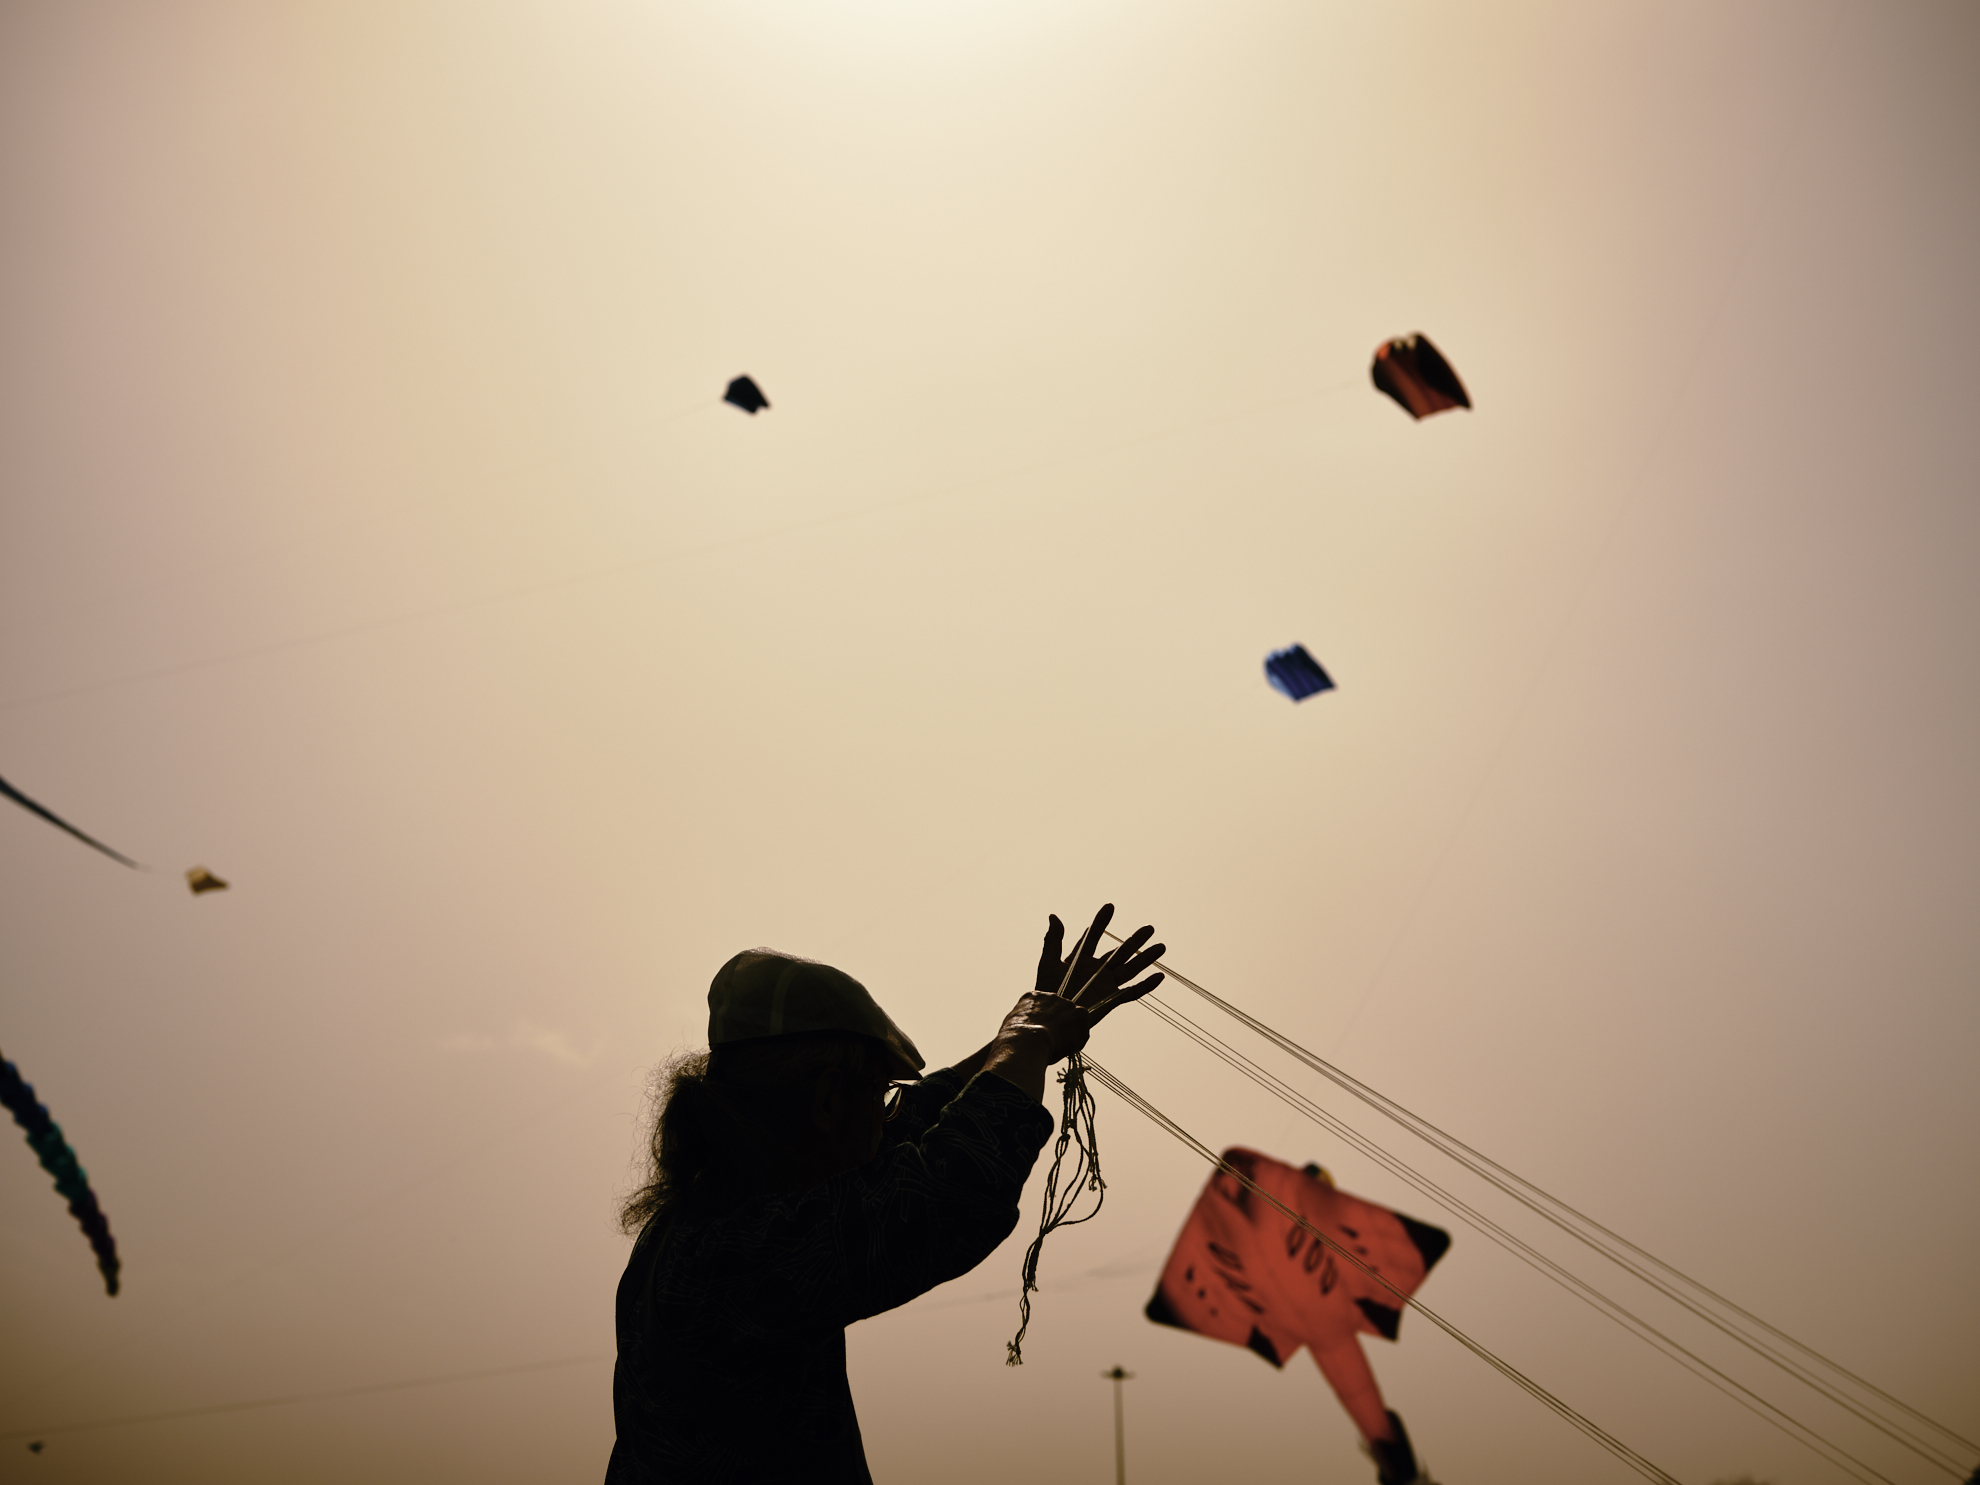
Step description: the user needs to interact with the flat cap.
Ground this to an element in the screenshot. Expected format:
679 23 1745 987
707 949 924 1079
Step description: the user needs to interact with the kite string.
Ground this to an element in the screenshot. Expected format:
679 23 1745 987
1005 1051 1104 1366
1005 926 1125 1365
1108 934 1979 1465
1080 1056 1684 1485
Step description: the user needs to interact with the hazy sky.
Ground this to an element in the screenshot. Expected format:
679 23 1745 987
2 3 1976 1483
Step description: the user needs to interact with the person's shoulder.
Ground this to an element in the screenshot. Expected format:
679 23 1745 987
631 1203 744 1268
633 1199 792 1302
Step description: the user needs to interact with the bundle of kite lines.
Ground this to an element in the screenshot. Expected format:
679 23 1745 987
1007 940 1977 1485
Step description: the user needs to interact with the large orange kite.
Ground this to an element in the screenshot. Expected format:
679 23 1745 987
1147 1147 1450 1482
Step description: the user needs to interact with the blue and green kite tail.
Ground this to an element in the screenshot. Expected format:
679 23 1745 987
1 1052 120 1295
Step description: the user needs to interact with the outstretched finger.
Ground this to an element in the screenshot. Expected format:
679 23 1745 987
1106 924 1155 979
1098 969 1165 1013
1072 904 1115 978
1114 936 1165 984
1035 914 1066 995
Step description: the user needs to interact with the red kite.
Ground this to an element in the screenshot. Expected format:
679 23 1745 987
1146 1148 1449 1482
1371 335 1470 419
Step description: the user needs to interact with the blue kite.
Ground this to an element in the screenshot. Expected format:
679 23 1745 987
1264 645 1335 702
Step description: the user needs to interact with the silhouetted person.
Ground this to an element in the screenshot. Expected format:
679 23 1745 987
605 905 1164 1483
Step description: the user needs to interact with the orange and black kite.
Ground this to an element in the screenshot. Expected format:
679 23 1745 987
1147 1147 1450 1484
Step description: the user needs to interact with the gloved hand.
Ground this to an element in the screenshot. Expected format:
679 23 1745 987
990 991 1093 1066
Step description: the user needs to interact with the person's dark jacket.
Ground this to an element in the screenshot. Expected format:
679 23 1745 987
605 1065 1054 1483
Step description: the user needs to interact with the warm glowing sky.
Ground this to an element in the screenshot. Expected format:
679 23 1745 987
2 3 1976 1483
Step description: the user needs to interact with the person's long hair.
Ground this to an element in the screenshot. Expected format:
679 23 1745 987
620 1030 889 1235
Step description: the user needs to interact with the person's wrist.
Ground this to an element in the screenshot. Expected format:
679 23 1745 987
985 1032 1053 1068
981 1037 1051 1101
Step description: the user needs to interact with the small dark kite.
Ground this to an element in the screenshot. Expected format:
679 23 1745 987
1371 335 1470 420
723 376 770 415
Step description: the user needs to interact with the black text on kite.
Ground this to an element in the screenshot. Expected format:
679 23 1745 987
1265 645 1335 701
1146 1148 1449 1484
1371 335 1470 420
0 772 140 869
1 1051 121 1295
723 376 770 415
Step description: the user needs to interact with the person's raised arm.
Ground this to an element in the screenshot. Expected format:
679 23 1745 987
789 905 1167 1327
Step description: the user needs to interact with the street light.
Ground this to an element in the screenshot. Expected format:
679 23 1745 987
1101 1366 1135 1485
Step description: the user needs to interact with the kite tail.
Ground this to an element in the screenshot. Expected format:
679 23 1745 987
0 772 143 869
0 1055 121 1295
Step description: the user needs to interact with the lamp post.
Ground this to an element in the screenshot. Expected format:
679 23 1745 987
1101 1366 1134 1485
